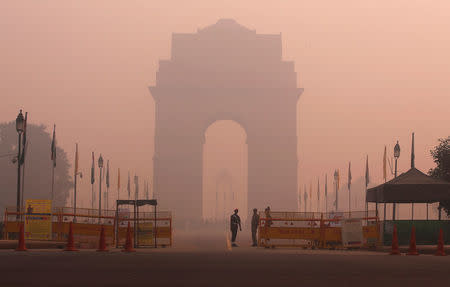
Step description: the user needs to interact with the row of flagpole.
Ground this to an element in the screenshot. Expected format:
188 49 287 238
44 124 153 220
300 134 418 219
74 147 152 214
299 155 373 214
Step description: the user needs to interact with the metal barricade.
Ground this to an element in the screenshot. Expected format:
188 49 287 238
258 210 379 249
2 207 172 248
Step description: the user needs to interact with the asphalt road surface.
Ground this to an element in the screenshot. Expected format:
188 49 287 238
0 229 449 287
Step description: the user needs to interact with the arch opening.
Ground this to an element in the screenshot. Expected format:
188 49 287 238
202 120 248 223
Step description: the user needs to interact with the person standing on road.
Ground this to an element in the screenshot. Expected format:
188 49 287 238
230 209 242 247
263 206 273 245
251 208 260 247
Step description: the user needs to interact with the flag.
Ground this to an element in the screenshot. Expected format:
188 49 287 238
50 124 56 167
348 162 352 190
383 146 387 182
91 152 95 184
127 172 131 199
309 182 312 201
334 169 339 208
365 155 370 188
106 160 110 188
317 178 320 201
19 112 28 165
74 143 79 175
334 169 340 190
325 174 328 197
134 175 139 200
298 187 301 205
117 168 121 190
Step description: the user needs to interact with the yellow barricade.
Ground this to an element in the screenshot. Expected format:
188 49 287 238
258 211 379 249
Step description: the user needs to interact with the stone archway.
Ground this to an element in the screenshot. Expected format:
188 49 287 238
202 120 248 223
149 19 303 225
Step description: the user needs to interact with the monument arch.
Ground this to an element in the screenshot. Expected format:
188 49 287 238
149 19 303 225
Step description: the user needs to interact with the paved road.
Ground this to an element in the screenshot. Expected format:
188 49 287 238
1 228 449 287
0 247 449 287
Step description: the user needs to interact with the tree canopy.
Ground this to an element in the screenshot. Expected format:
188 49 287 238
428 137 450 215
0 121 71 212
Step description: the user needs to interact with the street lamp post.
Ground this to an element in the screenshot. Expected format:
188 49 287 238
393 141 400 220
73 170 82 222
73 143 82 223
15 110 25 219
98 154 104 223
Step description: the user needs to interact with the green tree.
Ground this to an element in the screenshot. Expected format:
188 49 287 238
0 122 72 213
428 137 450 215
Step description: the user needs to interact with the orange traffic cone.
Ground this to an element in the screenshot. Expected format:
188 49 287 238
435 229 446 256
407 226 419 255
15 222 27 251
64 222 79 251
390 225 401 255
97 225 108 252
122 222 136 252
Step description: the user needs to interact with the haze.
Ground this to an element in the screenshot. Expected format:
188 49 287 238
1 1 449 211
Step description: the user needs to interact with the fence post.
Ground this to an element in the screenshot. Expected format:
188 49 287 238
4 209 8 240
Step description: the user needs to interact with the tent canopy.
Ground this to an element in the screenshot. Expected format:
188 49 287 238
366 168 450 203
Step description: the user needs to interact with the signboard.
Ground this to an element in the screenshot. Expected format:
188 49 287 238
260 227 321 240
137 222 154 245
24 199 52 240
118 208 130 227
328 212 344 227
341 219 363 248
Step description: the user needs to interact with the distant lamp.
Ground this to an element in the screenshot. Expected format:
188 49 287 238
394 141 400 159
98 154 104 168
16 110 24 133
392 140 401 220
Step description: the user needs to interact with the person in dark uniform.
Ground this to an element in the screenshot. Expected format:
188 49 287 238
230 209 241 247
251 208 260 247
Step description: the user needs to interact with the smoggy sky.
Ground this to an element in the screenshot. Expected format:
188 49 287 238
1 1 449 208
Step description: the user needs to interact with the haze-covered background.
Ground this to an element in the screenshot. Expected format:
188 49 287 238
1 1 449 212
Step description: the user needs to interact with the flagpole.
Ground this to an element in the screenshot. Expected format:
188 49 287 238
317 178 320 213
51 164 55 203
98 154 104 224
309 182 312 213
91 183 94 211
105 160 110 212
365 185 368 223
348 162 351 215
304 190 307 214
106 186 109 211
117 168 120 203
90 151 95 223
411 132 415 221
73 143 78 222
335 179 338 212
365 155 369 222
304 185 307 214
325 174 328 215
127 171 131 201
348 185 351 214
21 154 26 221
50 124 57 208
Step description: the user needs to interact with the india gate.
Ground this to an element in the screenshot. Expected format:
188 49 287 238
149 19 303 225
